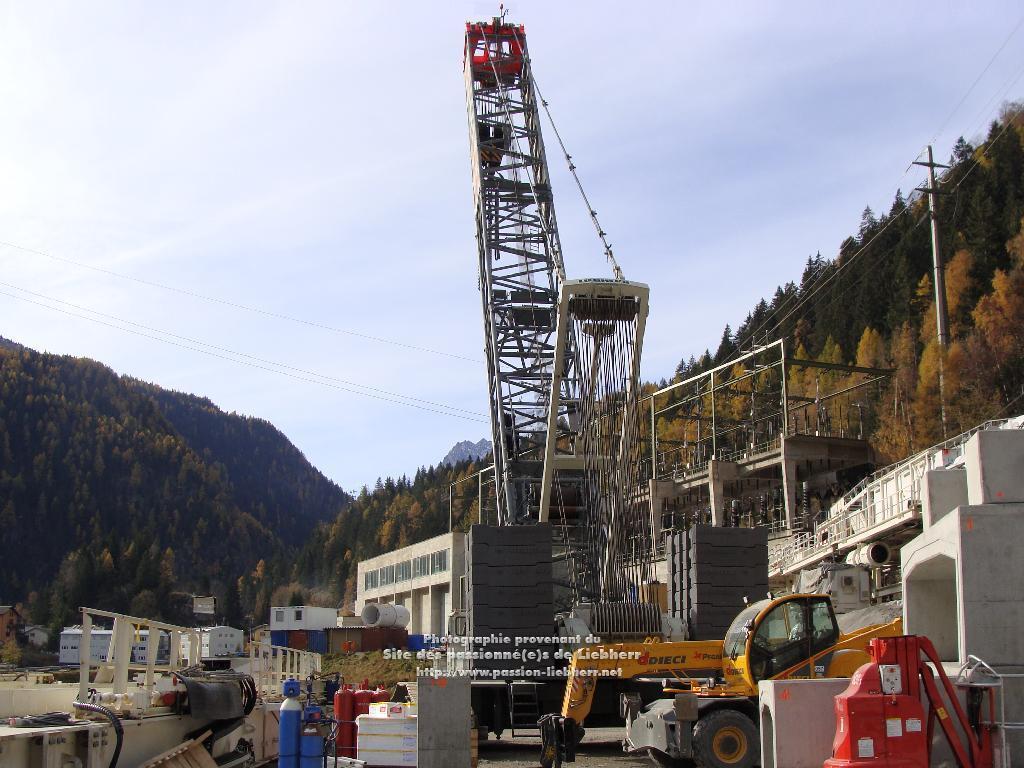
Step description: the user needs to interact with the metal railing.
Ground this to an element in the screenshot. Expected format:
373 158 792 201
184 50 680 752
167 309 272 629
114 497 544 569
77 608 202 704
768 418 1018 576
248 641 321 700
652 436 784 484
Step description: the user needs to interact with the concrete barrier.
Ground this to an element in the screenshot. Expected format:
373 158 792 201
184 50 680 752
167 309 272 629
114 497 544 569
417 675 471 768
759 678 851 768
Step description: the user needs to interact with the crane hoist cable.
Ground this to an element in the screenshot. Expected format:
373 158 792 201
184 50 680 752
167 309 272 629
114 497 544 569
510 27 625 283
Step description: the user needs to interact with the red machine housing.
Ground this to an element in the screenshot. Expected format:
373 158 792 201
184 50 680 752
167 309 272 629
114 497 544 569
825 635 995 768
465 19 525 85
825 660 929 767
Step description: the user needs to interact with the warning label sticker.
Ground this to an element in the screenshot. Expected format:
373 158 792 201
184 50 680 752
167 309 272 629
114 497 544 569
906 718 922 733
857 737 875 758
886 718 903 737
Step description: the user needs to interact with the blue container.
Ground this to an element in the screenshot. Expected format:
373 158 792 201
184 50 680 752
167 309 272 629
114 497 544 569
270 630 288 647
407 634 425 652
307 629 327 654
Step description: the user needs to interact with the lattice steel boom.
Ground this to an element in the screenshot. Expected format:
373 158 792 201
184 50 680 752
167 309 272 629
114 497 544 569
465 18 579 525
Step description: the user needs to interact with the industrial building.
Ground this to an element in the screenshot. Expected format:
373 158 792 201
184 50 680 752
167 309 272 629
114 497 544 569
355 531 464 636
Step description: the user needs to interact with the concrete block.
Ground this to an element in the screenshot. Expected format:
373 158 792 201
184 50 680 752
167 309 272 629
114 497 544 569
965 429 1024 504
903 503 1024 666
921 468 968 528
759 678 851 768
417 675 471 768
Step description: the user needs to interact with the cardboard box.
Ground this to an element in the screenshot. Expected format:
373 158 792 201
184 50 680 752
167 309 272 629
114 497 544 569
356 748 416 766
368 702 417 718
357 733 417 751
356 715 417 735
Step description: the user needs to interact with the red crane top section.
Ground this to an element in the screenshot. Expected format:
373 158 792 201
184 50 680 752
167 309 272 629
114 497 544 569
465 19 525 85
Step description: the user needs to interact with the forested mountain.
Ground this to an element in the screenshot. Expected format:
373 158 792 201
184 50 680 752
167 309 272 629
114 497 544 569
0 342 351 635
672 105 1024 459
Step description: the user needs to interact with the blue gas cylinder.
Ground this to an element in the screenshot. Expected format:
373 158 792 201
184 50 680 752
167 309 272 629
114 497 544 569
279 679 303 768
300 704 325 768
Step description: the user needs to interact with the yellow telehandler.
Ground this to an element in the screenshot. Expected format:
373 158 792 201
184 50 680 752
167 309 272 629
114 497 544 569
540 593 902 768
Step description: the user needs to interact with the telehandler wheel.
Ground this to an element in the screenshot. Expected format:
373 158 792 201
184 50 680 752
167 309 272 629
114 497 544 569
691 710 759 768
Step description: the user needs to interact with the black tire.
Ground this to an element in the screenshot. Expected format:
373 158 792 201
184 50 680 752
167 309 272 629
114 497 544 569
691 709 759 768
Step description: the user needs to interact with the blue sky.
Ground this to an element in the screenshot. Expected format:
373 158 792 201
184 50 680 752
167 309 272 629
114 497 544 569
1 1 1022 491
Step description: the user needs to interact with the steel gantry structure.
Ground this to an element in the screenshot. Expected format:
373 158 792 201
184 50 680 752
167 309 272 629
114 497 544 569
464 18 580 525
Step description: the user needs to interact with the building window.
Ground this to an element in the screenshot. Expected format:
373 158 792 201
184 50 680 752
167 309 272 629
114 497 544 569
430 549 448 574
294 609 303 621
396 560 412 582
275 610 284 623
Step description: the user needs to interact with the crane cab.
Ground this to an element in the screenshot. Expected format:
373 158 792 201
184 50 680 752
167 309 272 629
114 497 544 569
721 593 865 692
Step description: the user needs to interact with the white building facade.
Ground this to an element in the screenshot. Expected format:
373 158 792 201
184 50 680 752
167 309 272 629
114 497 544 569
59 627 167 666
177 626 244 658
355 531 465 636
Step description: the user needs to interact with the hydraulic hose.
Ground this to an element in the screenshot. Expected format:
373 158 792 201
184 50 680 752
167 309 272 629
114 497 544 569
73 701 123 768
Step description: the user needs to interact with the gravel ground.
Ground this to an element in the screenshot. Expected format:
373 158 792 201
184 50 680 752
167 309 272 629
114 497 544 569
478 727 653 768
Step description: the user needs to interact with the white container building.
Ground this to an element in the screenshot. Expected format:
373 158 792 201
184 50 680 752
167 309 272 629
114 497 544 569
269 605 338 632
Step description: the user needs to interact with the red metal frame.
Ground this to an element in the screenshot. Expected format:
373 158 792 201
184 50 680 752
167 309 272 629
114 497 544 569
465 20 525 84
827 635 995 767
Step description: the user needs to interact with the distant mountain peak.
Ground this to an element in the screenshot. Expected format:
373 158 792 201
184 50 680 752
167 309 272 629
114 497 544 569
440 438 492 467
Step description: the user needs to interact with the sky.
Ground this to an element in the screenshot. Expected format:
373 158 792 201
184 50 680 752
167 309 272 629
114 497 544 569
1 1 1023 492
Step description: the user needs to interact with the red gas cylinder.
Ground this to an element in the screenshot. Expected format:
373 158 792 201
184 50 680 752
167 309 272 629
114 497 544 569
334 684 356 758
353 686 374 719
372 685 389 704
824 662 928 768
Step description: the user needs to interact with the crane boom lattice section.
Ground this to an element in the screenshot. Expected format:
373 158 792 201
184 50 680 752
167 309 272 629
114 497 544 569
539 280 653 606
465 19 578 525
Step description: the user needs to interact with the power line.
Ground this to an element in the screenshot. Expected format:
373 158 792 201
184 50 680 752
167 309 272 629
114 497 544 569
957 52 1024 150
518 32 625 282
949 97 1024 194
0 279 484 416
929 12 1024 147
0 286 488 423
0 239 481 364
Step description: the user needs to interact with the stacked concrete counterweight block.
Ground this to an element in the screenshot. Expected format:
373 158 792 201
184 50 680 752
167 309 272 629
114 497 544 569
465 524 555 675
668 525 768 640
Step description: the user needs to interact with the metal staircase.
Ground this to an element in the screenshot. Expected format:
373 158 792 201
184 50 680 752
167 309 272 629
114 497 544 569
769 416 1022 577
509 681 542 736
